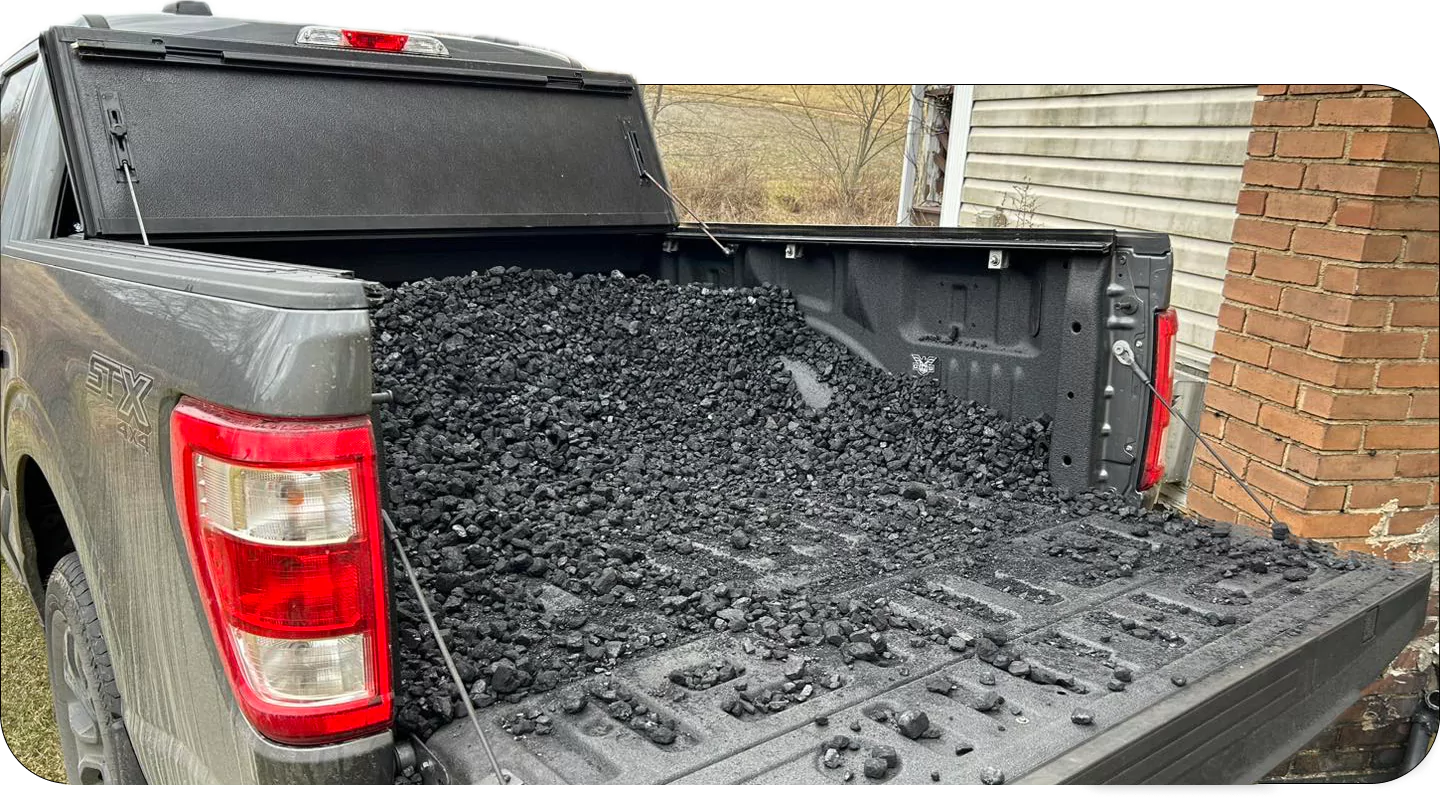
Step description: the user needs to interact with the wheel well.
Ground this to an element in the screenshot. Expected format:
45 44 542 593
18 457 75 586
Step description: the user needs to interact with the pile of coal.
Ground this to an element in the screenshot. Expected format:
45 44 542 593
668 658 744 691
372 267 1366 740
720 658 839 718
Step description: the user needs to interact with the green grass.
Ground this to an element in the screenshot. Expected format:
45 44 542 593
1 564 64 783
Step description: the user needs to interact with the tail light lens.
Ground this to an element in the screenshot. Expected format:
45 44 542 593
1138 308 1180 491
295 25 450 57
171 399 391 745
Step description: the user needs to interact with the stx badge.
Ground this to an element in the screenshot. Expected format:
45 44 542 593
86 352 154 444
910 354 937 376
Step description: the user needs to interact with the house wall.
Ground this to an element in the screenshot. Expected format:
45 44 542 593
1182 84 1437 783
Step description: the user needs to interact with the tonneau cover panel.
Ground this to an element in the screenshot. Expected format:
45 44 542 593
40 25 673 239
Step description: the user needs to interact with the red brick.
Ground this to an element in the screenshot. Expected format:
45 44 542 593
1265 193 1337 224
1350 481 1434 509
1258 404 1365 449
1411 390 1439 419
1213 329 1272 367
1291 228 1404 262
1234 362 1303 403
1334 200 1440 232
1242 160 1305 190
1322 265 1439 296
1247 130 1277 157
1245 462 1346 511
1253 253 1321 285
1309 327 1426 358
1236 189 1266 216
1273 504 1383 539
1287 85 1362 95
1390 299 1439 328
1200 410 1225 438
1187 490 1239 524
1213 473 1267 515
1227 248 1256 275
1275 130 1348 159
1428 334 1440 359
1299 387 1412 420
1217 303 1245 332
1210 357 1236 386
1189 461 1217 493
1234 217 1297 250
1286 448 1399 481
1220 417 1288 465
1257 85 1289 96
1222 275 1284 309
1278 288 1389 327
1315 97 1431 127
1204 384 1262 423
1377 361 1440 388
1243 310 1311 348
1365 422 1440 450
1421 170 1439 198
1254 99 1317 127
1392 511 1440 536
1408 235 1439 264
1397 451 1439 477
1350 131 1440 163
1303 164 1420 197
1268 346 1375 387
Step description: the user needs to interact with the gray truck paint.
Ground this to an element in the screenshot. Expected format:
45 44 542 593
0 239 389 781
1 12 1428 787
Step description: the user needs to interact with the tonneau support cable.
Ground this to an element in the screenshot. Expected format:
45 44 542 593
120 162 150 246
383 510 511 785
640 168 734 257
1113 340 1292 542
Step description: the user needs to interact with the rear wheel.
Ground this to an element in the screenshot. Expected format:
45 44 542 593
44 552 145 784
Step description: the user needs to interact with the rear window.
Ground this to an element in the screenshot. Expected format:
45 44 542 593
1 59 38 195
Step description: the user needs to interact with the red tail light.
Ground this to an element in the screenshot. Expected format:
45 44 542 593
1138 308 1180 491
294 25 449 57
171 399 391 745
341 30 410 52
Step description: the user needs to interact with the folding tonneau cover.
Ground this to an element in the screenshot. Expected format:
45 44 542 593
39 24 675 239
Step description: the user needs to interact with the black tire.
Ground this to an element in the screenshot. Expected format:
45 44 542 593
44 552 146 784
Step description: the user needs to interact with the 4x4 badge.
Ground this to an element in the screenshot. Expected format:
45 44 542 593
86 351 154 430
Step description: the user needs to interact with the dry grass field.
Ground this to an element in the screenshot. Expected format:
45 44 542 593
1 566 63 782
646 84 910 225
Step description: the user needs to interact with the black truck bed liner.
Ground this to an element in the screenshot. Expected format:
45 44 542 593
422 509 1427 784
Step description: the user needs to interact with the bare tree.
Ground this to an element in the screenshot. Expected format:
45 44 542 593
782 85 912 217
643 85 765 141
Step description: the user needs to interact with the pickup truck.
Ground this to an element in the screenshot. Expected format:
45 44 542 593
0 7 1430 786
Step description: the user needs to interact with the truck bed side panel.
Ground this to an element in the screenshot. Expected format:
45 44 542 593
660 226 1174 494
0 239 389 782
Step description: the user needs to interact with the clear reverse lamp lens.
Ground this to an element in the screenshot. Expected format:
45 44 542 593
195 455 357 545
397 36 448 57
233 630 370 704
294 25 344 47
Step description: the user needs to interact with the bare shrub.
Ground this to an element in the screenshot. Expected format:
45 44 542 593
666 155 767 223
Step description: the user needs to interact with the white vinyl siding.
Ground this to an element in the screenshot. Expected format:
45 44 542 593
951 84 1259 373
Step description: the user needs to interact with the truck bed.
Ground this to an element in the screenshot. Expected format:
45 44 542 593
421 514 1426 784
365 262 1428 785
